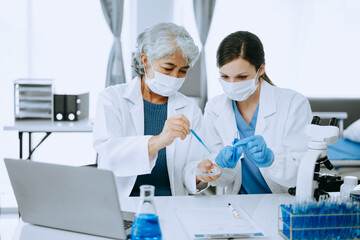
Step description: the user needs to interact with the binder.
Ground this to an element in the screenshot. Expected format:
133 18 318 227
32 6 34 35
65 93 89 121
53 94 66 121
54 93 89 121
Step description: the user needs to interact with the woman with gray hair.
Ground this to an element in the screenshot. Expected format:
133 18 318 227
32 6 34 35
93 23 222 197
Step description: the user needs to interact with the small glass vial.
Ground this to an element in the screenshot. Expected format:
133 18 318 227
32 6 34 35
340 176 358 198
130 185 162 240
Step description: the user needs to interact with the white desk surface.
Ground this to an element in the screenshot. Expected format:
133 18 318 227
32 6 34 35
3 119 93 132
2 194 294 240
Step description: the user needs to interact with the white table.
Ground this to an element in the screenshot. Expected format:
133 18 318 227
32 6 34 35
2 194 294 240
3 119 93 159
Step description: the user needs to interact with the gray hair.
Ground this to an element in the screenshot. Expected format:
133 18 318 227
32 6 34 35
132 22 199 78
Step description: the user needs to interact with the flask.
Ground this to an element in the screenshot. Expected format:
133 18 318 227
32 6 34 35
340 176 358 198
130 185 162 240
350 184 360 202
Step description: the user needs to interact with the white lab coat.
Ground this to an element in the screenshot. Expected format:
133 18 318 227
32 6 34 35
204 80 312 194
92 77 205 197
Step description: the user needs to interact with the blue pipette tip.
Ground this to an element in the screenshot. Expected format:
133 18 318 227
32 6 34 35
190 129 211 154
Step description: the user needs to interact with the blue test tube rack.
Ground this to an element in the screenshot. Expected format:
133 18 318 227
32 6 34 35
278 200 360 239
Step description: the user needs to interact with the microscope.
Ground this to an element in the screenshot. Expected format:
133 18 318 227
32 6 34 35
292 116 342 200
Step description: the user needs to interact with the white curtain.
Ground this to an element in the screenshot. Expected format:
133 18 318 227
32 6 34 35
100 0 126 87
179 0 216 110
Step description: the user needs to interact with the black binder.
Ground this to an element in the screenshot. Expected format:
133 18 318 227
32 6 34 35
54 93 89 121
53 94 66 121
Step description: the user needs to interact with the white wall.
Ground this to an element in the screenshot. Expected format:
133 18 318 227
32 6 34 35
0 0 28 183
0 0 174 180
177 0 360 99
0 0 114 170
137 0 173 34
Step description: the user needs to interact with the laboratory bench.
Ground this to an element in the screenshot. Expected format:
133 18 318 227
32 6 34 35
1 193 295 240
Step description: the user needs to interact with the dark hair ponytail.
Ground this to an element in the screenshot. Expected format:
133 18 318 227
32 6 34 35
216 31 274 86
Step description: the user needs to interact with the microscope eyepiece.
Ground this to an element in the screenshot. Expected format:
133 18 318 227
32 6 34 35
329 117 339 126
311 116 321 125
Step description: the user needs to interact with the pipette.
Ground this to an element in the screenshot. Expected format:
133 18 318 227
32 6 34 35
190 129 211 154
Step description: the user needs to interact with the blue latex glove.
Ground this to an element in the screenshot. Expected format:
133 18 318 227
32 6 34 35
215 145 243 169
234 135 274 168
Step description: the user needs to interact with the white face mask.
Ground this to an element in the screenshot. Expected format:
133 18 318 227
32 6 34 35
219 69 260 101
144 60 186 97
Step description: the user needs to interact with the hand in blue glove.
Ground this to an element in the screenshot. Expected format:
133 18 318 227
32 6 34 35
215 145 243 169
234 135 274 168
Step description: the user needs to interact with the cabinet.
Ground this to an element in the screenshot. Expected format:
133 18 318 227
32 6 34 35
14 79 54 120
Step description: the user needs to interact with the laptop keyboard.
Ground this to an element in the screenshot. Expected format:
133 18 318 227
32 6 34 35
124 220 133 229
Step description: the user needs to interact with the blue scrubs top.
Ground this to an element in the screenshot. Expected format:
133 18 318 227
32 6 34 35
232 100 272 194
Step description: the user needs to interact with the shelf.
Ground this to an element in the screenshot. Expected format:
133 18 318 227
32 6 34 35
14 79 53 85
18 96 52 101
16 112 52 119
18 86 52 93
19 101 52 109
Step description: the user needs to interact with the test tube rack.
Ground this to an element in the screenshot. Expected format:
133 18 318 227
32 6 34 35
278 203 360 239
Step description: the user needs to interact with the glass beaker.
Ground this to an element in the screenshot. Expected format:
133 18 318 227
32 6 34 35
130 185 162 240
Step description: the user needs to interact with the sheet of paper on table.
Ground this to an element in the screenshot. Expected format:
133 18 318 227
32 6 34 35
175 206 265 239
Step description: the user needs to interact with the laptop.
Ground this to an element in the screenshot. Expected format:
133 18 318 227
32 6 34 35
4 158 134 239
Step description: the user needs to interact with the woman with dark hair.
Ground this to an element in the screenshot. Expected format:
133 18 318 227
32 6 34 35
205 31 312 194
